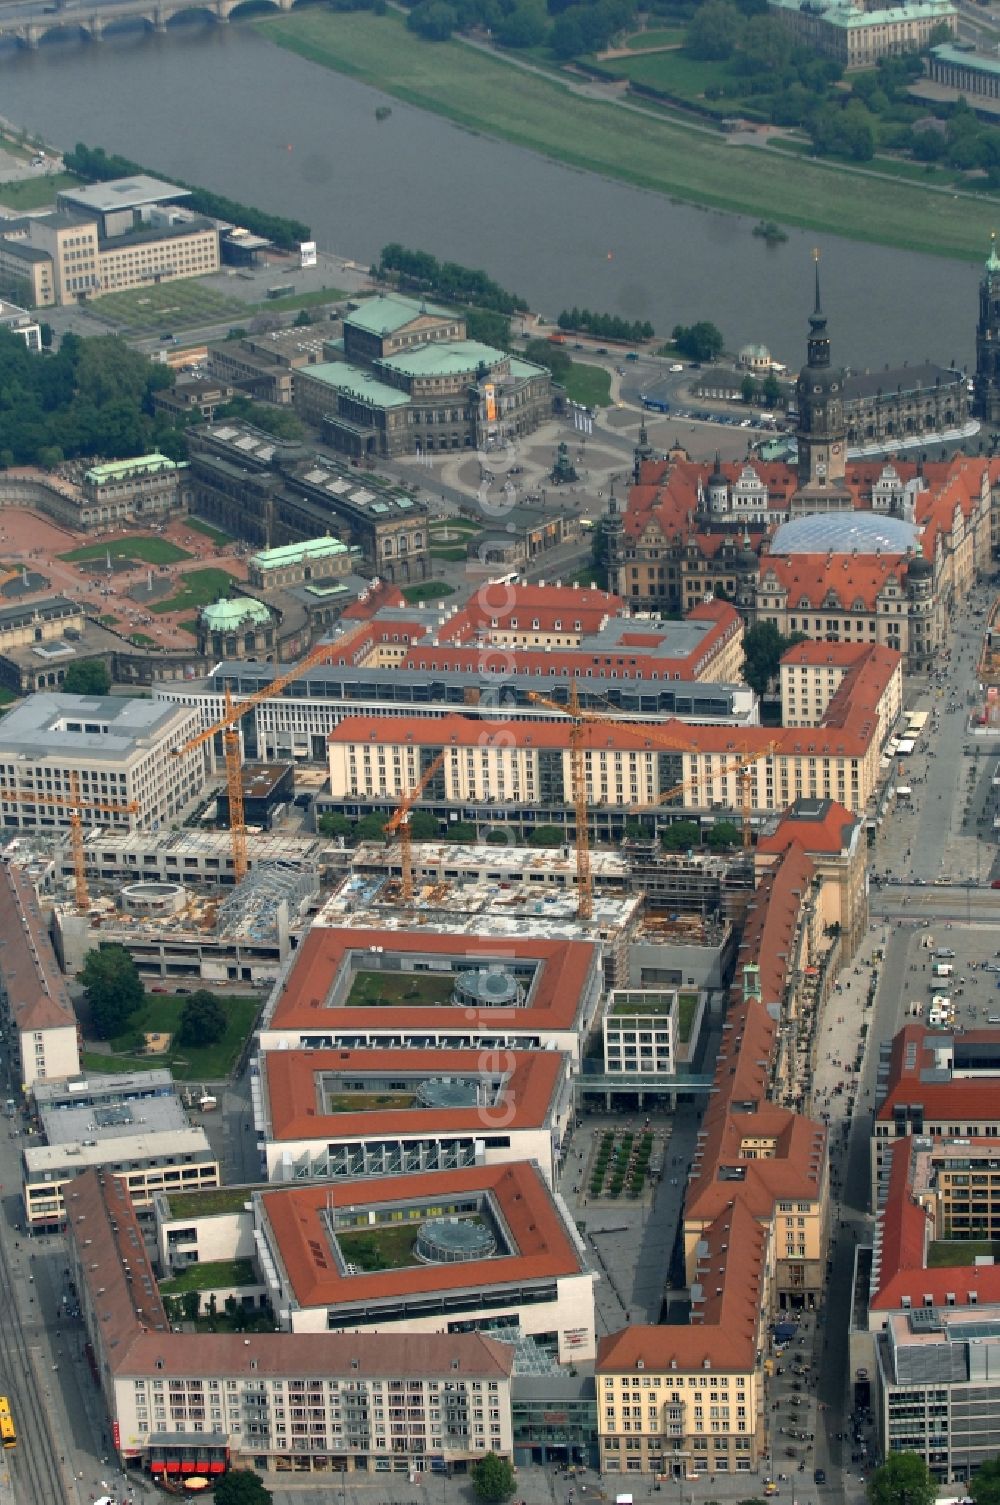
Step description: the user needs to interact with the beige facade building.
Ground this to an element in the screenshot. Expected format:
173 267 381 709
0 177 219 307
0 694 207 833
767 0 956 67
68 1168 516 1480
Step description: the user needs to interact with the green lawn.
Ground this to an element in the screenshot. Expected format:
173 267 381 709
430 517 480 535
928 1239 1000 1267
677 990 698 1043
160 1258 256 1294
347 970 451 1007
250 285 347 314
167 1187 255 1218
606 48 730 102
85 992 260 1080
324 1091 417 1112
83 278 247 335
98 614 120 627
0 171 80 211
177 618 200 638
401 580 456 603
337 1224 420 1271
60 537 190 566
149 568 239 615
128 632 157 648
255 8 998 261
620 27 685 49
186 517 234 546
0 688 17 708
563 361 612 408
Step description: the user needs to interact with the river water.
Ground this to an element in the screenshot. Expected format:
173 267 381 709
0 20 984 367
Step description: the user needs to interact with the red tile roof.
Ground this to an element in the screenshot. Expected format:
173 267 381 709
598 1201 769 1373
760 553 907 612
263 1047 565 1142
757 801 860 858
66 1168 514 1383
328 711 876 760
260 1161 585 1309
439 584 621 643
266 926 597 1035
875 1024 1000 1126
869 1138 1000 1312
0 862 77 1034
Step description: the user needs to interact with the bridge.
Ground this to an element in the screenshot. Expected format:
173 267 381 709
0 0 301 46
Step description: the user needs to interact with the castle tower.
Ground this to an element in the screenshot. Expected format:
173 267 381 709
973 233 1000 427
795 251 848 497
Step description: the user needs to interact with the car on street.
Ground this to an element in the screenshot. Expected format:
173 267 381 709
669 363 684 372
814 1470 827 1485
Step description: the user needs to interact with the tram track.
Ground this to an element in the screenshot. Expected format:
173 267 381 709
0 1235 69 1505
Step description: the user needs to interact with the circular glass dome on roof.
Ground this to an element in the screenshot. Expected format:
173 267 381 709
452 968 524 1010
417 1077 481 1110
415 1217 497 1264
771 512 920 556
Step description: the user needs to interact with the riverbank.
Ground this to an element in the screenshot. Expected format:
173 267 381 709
254 8 993 262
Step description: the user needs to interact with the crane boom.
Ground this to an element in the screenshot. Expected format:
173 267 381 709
175 618 374 882
385 748 446 902
527 687 779 912
0 774 139 913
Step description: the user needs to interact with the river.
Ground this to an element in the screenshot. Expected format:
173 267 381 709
0 19 984 368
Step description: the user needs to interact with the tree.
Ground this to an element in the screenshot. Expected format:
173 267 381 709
181 1289 201 1322
687 0 743 58
971 1458 1000 1505
662 819 701 851
525 338 571 382
407 810 440 839
80 944 144 1040
178 990 227 1047
528 825 565 847
706 820 740 849
761 371 782 407
214 1471 273 1505
742 620 805 697
62 659 111 696
317 812 353 839
495 0 547 46
407 0 459 38
471 1452 517 1503
672 321 724 363
446 821 478 842
740 373 757 405
868 1453 935 1505
355 812 393 842
293 308 313 327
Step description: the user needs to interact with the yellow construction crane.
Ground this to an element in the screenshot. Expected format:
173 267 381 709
529 686 780 913
175 619 374 883
0 773 139 913
384 747 447 903
643 742 779 850
528 684 705 921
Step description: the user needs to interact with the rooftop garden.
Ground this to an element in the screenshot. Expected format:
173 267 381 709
677 991 699 1044
346 970 451 1008
166 1187 256 1219
927 1239 1000 1267
160 1258 257 1295
337 1215 490 1272
323 1091 417 1113
610 994 673 1017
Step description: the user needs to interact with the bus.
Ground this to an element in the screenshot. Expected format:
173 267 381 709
0 1397 16 1449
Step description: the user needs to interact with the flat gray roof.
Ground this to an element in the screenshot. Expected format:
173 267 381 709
57 175 189 214
0 693 193 762
25 1126 214 1175
40 1089 188 1146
